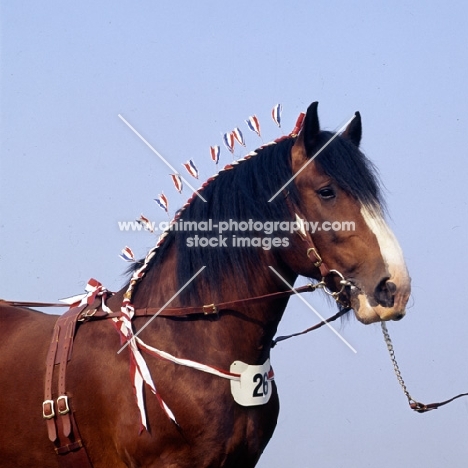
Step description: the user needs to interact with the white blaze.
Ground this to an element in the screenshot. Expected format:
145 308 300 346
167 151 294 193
353 205 411 322
360 206 407 274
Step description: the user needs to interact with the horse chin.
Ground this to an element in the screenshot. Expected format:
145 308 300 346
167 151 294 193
350 293 407 325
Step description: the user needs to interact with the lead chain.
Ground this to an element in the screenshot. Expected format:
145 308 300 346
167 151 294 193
381 321 415 404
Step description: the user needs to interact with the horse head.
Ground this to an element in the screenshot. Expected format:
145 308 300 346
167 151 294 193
285 102 411 324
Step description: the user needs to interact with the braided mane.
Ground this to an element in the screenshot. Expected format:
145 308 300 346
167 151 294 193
126 136 300 304
126 128 382 305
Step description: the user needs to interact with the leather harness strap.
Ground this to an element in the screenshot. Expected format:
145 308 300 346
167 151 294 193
75 283 323 321
132 283 320 317
0 284 326 319
43 305 93 467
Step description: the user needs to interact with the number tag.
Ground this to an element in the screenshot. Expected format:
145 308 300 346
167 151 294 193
230 359 274 407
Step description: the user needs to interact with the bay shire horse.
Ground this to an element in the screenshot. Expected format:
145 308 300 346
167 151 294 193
0 102 410 467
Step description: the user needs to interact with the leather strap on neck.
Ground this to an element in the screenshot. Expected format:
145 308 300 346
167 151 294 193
76 283 320 321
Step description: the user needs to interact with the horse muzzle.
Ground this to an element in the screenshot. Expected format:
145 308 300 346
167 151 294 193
350 276 411 324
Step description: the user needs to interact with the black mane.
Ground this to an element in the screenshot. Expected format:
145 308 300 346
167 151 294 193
128 133 383 303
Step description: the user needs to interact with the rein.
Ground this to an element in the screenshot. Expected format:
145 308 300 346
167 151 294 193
271 306 351 347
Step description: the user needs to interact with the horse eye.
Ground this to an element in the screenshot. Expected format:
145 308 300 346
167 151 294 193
318 187 336 199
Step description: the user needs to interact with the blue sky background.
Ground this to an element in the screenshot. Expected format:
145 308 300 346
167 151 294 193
1 1 467 466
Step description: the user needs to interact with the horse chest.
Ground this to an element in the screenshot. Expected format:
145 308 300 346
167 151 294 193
122 395 280 468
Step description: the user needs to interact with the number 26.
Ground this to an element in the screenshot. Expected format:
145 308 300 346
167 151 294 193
253 372 269 397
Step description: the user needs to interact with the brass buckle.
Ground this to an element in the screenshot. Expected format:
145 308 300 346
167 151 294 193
306 247 322 268
78 308 97 322
57 395 70 415
202 304 218 315
42 400 55 419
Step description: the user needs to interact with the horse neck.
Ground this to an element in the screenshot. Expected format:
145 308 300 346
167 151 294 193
125 241 298 364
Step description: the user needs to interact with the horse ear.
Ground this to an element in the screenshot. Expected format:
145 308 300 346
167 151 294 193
291 101 320 171
342 111 362 147
299 101 320 157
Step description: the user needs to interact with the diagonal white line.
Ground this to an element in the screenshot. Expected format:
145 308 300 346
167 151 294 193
268 114 356 202
118 114 207 203
268 266 357 353
117 266 206 354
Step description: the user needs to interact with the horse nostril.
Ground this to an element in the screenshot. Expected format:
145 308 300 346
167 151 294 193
374 278 396 308
393 313 405 321
386 281 397 295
